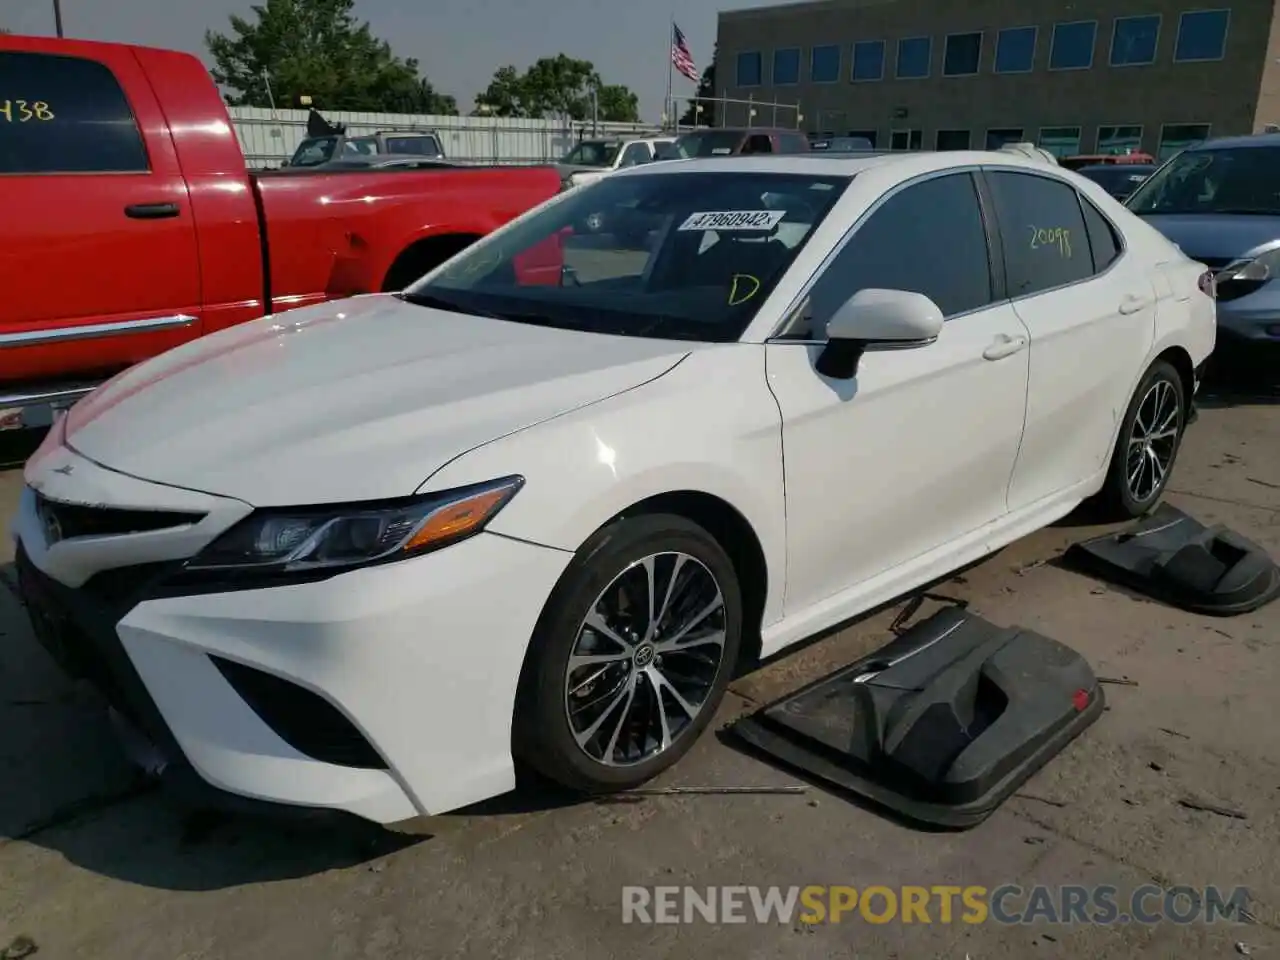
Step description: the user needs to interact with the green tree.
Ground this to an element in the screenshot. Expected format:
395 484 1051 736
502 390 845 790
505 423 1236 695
679 48 716 126
474 55 639 122
205 0 457 114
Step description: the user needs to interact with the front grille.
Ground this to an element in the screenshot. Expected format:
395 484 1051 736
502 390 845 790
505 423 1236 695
35 491 204 541
211 658 388 770
81 561 185 615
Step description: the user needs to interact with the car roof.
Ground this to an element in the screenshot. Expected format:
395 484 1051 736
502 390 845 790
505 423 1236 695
1187 132 1280 151
610 149 1063 180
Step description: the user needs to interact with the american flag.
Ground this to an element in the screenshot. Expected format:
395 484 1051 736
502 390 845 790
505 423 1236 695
671 23 700 83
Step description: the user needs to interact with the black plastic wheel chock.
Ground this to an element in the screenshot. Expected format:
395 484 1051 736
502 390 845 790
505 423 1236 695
1064 503 1280 615
730 606 1104 829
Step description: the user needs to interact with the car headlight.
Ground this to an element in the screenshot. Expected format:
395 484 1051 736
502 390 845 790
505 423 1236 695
1218 247 1280 284
187 476 523 573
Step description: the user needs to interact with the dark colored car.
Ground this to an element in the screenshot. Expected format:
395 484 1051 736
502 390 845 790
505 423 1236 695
1060 152 1155 171
670 127 810 158
1127 133 1280 353
287 130 444 167
1076 163 1157 200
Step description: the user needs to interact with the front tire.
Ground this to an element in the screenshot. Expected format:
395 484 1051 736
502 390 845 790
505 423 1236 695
1096 359 1186 520
514 514 742 794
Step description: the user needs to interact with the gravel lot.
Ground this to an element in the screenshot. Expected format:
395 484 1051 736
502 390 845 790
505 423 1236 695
1 372 1278 959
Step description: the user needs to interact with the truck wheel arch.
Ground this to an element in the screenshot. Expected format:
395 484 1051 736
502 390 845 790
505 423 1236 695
381 233 484 291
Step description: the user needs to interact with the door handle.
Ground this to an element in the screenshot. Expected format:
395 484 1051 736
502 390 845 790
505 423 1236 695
1118 293 1152 315
982 333 1028 361
124 202 180 220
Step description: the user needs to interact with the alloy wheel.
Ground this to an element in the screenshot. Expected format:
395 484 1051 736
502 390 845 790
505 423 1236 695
564 552 727 767
1126 378 1181 503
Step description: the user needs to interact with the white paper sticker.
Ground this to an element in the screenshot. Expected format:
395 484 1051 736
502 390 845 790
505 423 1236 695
710 147 733 155
677 210 786 232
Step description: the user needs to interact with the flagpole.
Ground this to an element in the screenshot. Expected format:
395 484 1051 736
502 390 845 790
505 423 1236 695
665 16 675 130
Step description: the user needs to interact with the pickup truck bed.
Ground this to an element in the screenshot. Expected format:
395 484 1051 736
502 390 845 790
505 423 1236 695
0 35 561 430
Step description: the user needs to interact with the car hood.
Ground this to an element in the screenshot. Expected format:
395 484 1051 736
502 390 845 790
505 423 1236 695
63 295 691 506
555 162 612 179
1140 213 1280 263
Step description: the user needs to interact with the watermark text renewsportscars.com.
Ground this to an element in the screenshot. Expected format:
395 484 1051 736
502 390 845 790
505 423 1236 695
621 885 1252 925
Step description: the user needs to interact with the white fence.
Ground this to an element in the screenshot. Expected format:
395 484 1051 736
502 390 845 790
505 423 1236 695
227 106 662 168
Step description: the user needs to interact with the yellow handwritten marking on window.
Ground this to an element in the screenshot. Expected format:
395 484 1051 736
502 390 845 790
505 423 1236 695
728 273 761 306
1028 226 1072 258
0 100 55 122
444 248 501 280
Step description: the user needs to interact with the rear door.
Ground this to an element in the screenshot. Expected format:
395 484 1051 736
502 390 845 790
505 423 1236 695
0 39 201 383
983 168 1157 510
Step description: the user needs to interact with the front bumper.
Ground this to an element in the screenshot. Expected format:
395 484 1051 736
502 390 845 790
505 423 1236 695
12 448 573 824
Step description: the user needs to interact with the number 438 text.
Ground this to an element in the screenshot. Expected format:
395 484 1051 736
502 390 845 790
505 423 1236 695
0 100 55 122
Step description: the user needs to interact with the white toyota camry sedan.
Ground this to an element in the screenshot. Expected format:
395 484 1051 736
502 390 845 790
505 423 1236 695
12 151 1215 825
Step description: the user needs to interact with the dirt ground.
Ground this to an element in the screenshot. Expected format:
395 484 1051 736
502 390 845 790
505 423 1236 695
1 379 1278 959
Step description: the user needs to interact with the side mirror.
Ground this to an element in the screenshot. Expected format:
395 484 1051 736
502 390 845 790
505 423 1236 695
816 288 944 379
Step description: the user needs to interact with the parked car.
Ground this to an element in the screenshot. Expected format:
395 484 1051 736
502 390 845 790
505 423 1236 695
556 137 675 189
1126 133 1280 354
0 34 562 432
287 129 445 167
11 150 1214 824
669 127 811 157
809 136 874 152
1076 163 1157 201
1060 152 1156 172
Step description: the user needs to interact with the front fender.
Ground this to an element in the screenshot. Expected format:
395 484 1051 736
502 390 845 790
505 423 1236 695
418 345 788 628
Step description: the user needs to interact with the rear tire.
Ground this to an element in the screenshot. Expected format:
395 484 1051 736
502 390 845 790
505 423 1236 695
514 514 742 794
1095 359 1186 520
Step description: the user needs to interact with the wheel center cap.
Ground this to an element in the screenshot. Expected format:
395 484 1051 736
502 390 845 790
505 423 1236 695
633 643 656 668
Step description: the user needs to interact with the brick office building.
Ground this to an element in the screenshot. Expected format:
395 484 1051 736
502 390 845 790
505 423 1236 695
714 0 1280 158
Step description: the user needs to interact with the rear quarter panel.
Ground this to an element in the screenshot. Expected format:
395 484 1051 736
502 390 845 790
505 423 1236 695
253 166 562 307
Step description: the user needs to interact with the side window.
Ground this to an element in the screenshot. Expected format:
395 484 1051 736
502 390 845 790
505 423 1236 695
743 134 773 154
618 142 651 167
1080 196 1123 272
986 171 1093 296
0 51 148 174
795 173 994 336
779 134 810 154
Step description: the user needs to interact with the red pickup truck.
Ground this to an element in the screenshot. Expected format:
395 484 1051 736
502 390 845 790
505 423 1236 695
0 35 562 431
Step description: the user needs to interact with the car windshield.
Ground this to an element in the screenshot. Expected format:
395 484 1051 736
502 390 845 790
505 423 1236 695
562 141 620 166
403 171 849 342
673 131 746 157
1126 146 1280 215
342 137 380 156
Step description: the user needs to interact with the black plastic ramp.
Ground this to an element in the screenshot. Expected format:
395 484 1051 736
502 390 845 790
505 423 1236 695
730 607 1104 829
1064 503 1280 615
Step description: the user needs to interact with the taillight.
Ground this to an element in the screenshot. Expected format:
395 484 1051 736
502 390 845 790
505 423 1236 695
1198 269 1216 298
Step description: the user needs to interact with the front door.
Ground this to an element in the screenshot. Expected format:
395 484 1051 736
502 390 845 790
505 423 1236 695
766 171 1030 616
0 39 202 384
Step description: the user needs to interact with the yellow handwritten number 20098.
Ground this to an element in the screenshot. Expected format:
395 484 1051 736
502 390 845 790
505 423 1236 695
0 100 55 122
1029 225 1071 258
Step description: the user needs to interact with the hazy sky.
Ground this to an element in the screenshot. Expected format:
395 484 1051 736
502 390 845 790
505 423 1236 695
5 0 783 120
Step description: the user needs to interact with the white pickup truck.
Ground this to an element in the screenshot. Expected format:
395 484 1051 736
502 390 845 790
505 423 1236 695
555 136 675 190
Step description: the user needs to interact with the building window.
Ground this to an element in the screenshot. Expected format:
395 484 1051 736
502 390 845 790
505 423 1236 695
811 44 841 82
1110 15 1160 66
995 26 1037 73
736 51 762 86
936 129 971 150
1097 124 1143 154
896 36 931 78
1038 126 1082 157
772 48 800 84
1158 123 1211 160
1175 9 1229 62
852 40 886 81
944 32 983 76
848 128 878 147
890 129 923 150
985 128 1024 150
1050 21 1097 70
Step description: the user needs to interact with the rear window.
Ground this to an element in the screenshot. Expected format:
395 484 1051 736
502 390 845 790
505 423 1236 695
1078 166 1153 195
385 135 442 157
673 131 746 157
1127 146 1280 216
0 51 148 174
561 141 620 166
290 136 339 166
